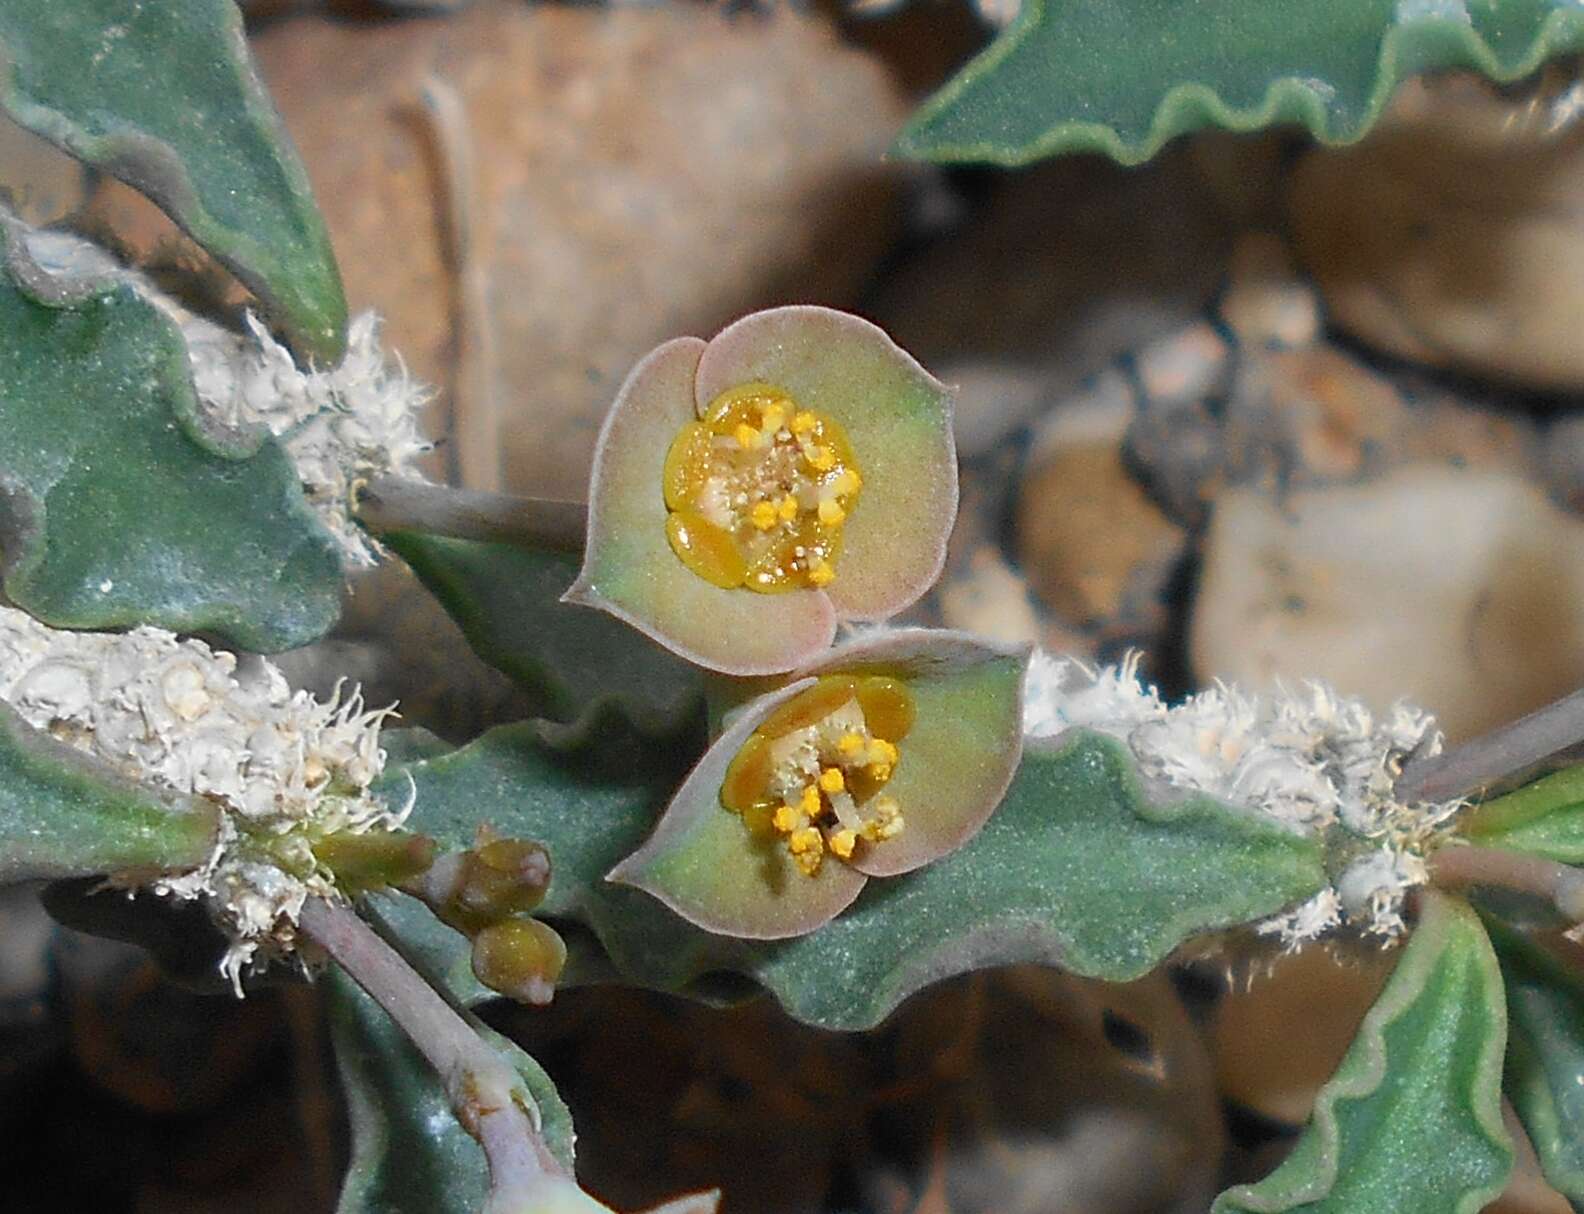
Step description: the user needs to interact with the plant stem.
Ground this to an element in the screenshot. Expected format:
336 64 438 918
1396 686 1584 805
299 896 567 1205
1428 843 1584 921
356 473 586 552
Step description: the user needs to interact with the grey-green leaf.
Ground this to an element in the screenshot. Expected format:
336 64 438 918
0 700 219 883
326 966 576 1214
1485 915 1584 1207
387 533 703 744
0 221 344 651
0 0 346 361
1213 892 1512 1214
898 0 1584 167
1464 765 1584 864
375 724 1326 1031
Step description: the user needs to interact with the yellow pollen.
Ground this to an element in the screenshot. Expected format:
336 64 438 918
733 422 760 449
817 498 846 526
777 494 799 521
837 732 864 755
807 445 836 472
760 403 786 433
819 767 845 794
789 827 823 855
750 500 779 530
829 829 857 859
799 784 821 816
869 739 899 768
772 804 800 833
834 469 861 495
807 559 835 588
870 763 893 782
791 411 817 434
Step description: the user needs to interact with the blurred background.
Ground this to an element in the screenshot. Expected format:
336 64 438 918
4 1 1584 1209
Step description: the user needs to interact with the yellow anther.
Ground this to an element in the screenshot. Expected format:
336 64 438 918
793 849 823 877
834 468 861 495
760 403 786 433
733 422 760 449
791 411 817 434
772 804 801 834
838 732 865 755
829 829 858 859
778 494 799 521
817 498 846 526
807 559 835 588
870 764 893 782
807 445 836 472
819 767 846 794
750 500 779 530
789 826 823 855
799 784 822 815
878 816 905 840
869 739 899 768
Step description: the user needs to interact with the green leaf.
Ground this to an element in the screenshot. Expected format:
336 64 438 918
0 220 344 651
1463 765 1584 864
0 701 219 882
386 533 702 743
1213 892 1512 1214
1485 916 1584 1207
0 0 346 361
325 966 576 1214
376 724 1326 1031
898 0 1584 168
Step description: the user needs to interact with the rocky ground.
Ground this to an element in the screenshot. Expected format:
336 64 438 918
4 3 1584 1211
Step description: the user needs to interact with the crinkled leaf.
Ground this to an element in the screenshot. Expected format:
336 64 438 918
0 701 218 883
325 965 576 1214
0 221 344 651
1485 915 1584 1207
1464 765 1584 864
1213 892 1512 1214
387 532 702 744
376 724 1324 1031
0 0 346 360
898 0 1584 167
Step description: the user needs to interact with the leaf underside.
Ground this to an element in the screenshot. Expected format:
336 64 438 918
1214 892 1512 1214
1485 915 1584 1207
0 0 346 361
0 225 344 651
326 966 576 1214
386 532 703 744
897 0 1584 167
0 700 218 883
376 723 1325 1031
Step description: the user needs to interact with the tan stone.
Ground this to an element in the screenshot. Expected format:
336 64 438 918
1017 390 1186 633
1191 466 1584 742
1291 74 1584 391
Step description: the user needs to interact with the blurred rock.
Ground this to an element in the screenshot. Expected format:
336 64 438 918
868 147 1231 453
88 3 906 498
1291 73 1584 391
1017 374 1186 638
0 115 88 227
1191 466 1584 742
939 546 1043 647
1211 946 1394 1127
1135 321 1230 407
1218 231 1321 352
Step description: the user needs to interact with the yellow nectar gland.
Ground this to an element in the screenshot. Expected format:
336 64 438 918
662 382 863 593
719 674 915 876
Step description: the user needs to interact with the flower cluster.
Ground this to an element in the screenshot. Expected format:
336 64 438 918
1022 650 1462 946
0 605 404 989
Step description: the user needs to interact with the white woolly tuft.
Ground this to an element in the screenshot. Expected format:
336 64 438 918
0 606 401 991
185 311 432 566
1023 650 1461 948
